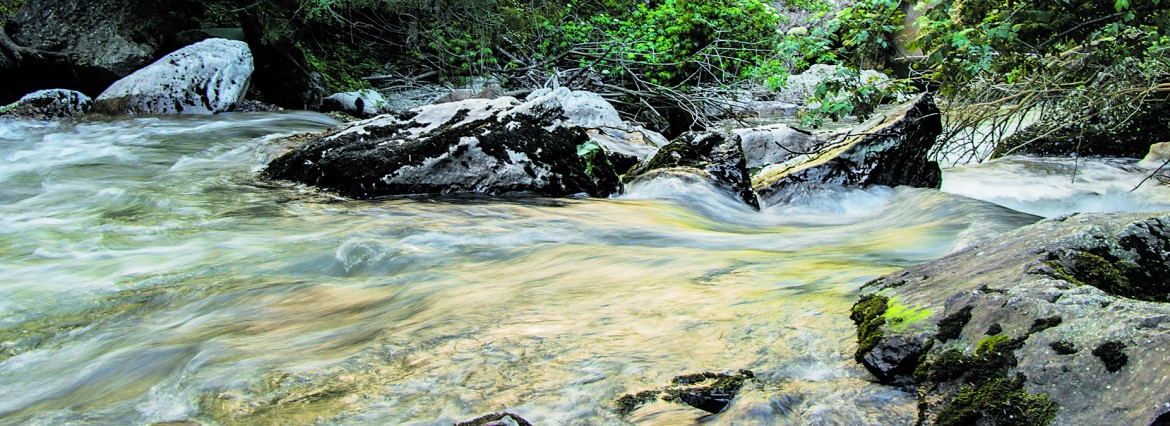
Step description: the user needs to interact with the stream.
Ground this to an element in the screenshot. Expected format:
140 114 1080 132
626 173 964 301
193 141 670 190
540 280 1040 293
2 112 1169 425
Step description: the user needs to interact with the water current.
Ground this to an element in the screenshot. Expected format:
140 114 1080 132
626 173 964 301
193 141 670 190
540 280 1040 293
2 112 1168 425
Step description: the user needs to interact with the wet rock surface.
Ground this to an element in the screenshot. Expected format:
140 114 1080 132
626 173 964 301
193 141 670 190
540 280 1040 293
629 131 759 209
752 93 942 198
852 213 1170 425
616 370 755 416
0 89 91 119
454 412 533 426
93 39 253 115
265 89 663 198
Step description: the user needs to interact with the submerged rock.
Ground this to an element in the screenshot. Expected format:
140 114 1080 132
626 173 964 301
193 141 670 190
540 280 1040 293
629 131 759 209
0 89 92 119
265 89 663 198
454 412 533 426
852 213 1170 425
93 39 253 115
616 370 755 416
320 89 389 118
752 93 942 198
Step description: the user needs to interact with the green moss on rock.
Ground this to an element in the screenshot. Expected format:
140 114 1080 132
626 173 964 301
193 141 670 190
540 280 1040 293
935 377 1059 426
850 294 889 362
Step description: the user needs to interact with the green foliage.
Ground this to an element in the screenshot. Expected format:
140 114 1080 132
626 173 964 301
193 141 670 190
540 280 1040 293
832 0 905 68
302 44 377 92
0 0 22 24
801 67 911 127
772 0 910 126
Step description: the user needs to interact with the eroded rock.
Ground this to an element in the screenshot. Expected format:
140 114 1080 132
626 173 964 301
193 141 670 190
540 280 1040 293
852 213 1170 425
94 38 253 115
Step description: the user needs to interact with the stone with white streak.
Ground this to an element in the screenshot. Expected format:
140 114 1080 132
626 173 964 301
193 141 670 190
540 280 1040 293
94 39 253 115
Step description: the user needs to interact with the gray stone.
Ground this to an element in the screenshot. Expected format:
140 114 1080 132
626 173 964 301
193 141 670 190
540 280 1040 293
732 124 826 169
94 39 253 115
0 89 92 120
264 90 662 199
853 212 1170 425
320 89 389 118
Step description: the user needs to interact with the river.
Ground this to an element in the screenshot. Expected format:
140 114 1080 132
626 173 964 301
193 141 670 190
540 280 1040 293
1 112 1168 425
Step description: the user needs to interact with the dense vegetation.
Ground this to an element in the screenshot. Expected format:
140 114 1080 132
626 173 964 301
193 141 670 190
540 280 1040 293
225 0 1167 155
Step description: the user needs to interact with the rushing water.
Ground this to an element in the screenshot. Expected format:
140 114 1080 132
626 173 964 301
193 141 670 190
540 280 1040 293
1 113 1167 425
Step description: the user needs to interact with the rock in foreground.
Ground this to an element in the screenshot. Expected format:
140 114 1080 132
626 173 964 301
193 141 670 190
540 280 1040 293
94 39 253 115
852 213 1170 425
265 89 663 198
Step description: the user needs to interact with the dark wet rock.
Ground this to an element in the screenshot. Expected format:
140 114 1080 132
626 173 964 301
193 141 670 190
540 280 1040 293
265 89 661 199
454 412 533 426
93 39 253 115
320 89 389 118
0 89 91 119
629 131 759 209
852 212 1170 425
5 0 204 98
616 370 754 416
752 93 942 198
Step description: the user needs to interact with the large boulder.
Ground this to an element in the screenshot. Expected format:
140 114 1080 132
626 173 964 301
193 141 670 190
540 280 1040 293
93 39 253 115
751 93 942 199
4 0 202 99
0 89 91 119
629 131 759 209
320 89 389 118
264 89 664 198
852 213 1170 425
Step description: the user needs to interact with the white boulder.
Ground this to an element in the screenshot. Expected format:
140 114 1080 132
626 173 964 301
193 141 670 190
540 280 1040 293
94 38 253 114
